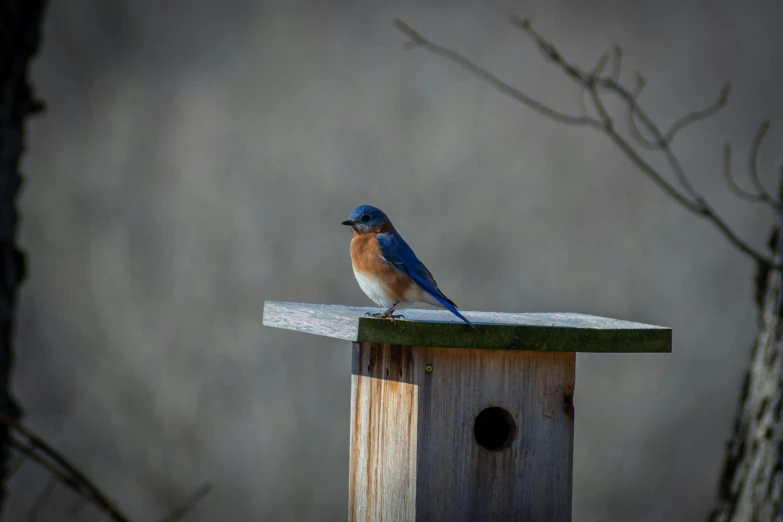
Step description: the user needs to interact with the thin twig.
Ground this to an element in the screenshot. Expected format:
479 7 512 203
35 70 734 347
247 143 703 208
5 415 212 522
749 121 773 198
10 442 82 492
589 86 612 128
576 45 617 120
393 16 780 269
1 414 131 522
506 18 710 206
664 84 731 143
393 19 600 127
511 20 708 203
10 441 114 520
724 144 766 201
606 78 702 194
586 52 613 128
26 475 57 522
392 18 695 210
509 19 726 213
625 74 661 150
591 51 611 79
610 44 622 83
155 483 213 522
721 123 781 212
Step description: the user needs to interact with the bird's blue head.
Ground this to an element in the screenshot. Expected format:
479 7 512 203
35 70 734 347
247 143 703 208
341 205 394 234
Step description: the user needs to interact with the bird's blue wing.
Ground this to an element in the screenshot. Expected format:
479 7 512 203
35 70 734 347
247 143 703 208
377 233 439 291
376 233 474 327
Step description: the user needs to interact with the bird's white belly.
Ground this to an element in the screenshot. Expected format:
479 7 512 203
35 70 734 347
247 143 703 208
404 284 442 308
353 271 397 308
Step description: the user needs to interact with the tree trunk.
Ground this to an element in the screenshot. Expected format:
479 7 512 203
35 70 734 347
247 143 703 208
711 225 783 521
0 0 48 514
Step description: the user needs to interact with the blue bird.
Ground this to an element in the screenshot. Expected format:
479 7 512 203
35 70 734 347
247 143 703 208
341 205 475 328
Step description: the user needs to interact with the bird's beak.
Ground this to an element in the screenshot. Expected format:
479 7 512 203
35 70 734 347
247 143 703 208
341 219 357 227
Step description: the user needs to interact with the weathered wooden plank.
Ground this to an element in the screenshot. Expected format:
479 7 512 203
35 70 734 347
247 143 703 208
349 343 418 522
262 301 671 353
414 347 575 522
348 342 575 522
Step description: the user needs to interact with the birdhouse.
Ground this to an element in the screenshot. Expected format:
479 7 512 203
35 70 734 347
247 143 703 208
262 301 671 522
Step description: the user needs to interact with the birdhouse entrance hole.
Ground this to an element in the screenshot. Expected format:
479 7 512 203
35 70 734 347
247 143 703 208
474 407 515 451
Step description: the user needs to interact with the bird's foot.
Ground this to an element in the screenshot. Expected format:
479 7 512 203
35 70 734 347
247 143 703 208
365 311 405 324
380 312 405 323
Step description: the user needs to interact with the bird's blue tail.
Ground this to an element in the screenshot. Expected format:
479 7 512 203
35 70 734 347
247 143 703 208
429 291 476 330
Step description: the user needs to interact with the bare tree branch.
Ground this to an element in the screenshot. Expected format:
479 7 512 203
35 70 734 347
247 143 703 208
393 18 702 213
507 16 711 203
9 442 89 502
392 19 601 128
2 415 211 522
9 440 128 521
665 85 730 144
393 16 780 270
0 414 130 521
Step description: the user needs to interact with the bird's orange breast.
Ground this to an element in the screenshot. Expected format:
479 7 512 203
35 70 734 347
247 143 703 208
350 234 414 302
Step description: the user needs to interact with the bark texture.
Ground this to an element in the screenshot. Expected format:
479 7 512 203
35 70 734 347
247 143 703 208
711 228 783 522
0 0 48 514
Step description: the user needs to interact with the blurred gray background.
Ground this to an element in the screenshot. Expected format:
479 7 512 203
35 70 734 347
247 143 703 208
8 0 783 520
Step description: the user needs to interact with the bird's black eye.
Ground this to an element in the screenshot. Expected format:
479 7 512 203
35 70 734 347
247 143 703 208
360 214 372 223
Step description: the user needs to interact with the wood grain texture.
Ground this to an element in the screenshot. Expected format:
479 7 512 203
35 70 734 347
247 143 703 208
263 301 671 352
415 347 575 522
349 342 576 522
349 343 418 522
